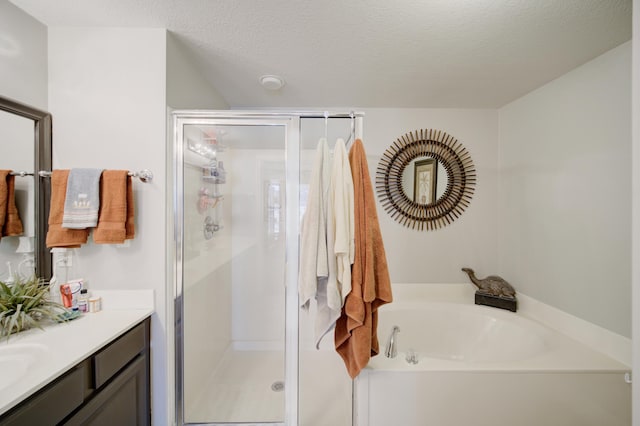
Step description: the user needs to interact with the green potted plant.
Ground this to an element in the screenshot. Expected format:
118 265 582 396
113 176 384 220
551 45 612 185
0 277 68 339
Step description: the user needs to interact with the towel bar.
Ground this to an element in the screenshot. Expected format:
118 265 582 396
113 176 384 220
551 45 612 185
9 171 34 177
37 169 153 183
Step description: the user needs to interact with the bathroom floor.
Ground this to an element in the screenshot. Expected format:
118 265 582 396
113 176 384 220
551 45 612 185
186 349 351 425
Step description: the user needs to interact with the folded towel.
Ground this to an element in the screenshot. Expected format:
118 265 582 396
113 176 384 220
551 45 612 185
0 170 24 239
3 172 24 237
125 175 135 240
46 170 89 248
0 170 8 236
62 168 103 229
334 139 392 379
93 170 130 244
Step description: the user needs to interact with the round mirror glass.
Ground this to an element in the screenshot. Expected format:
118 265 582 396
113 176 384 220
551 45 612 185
400 156 448 205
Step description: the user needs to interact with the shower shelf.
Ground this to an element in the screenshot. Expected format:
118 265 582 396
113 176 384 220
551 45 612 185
201 176 225 183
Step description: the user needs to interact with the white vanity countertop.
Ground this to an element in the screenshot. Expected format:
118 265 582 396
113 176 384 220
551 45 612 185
0 290 154 416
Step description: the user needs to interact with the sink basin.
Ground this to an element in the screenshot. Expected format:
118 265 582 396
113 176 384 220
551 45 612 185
0 343 48 392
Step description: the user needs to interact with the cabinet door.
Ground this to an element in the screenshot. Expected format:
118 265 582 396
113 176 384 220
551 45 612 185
64 354 150 426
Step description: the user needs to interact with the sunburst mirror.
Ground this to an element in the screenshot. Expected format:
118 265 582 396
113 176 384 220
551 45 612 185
376 129 476 230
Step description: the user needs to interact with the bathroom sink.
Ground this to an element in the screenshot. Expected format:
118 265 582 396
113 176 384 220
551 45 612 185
0 343 48 392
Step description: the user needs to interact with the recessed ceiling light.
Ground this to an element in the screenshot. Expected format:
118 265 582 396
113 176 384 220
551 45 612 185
259 75 285 90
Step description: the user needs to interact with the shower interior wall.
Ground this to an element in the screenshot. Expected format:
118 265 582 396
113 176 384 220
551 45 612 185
181 117 358 424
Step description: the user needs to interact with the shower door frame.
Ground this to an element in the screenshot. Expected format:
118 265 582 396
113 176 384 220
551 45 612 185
173 111 301 426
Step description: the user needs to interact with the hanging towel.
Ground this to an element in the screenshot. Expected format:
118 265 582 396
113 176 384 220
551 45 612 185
62 168 103 229
46 170 89 248
0 170 24 240
3 173 23 238
93 170 130 244
315 138 355 348
326 138 355 310
0 170 8 238
299 139 330 310
334 139 392 378
125 174 135 240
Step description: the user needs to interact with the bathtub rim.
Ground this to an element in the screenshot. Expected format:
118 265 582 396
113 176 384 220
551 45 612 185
372 283 631 371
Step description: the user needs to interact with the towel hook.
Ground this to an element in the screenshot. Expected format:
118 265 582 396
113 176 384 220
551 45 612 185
324 111 329 140
350 111 355 138
346 111 355 146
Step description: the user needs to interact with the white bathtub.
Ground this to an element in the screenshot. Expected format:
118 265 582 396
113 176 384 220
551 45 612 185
356 284 631 426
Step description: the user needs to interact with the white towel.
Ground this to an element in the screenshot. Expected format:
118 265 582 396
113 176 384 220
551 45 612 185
62 168 103 229
327 138 355 309
314 138 355 348
299 139 330 310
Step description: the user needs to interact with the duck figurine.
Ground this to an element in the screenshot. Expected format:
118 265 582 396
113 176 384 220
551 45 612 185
461 267 516 300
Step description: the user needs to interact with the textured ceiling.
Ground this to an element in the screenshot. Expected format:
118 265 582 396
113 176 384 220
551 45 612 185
11 0 632 108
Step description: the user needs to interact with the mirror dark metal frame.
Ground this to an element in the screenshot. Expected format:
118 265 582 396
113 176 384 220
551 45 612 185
0 95 52 280
376 129 476 230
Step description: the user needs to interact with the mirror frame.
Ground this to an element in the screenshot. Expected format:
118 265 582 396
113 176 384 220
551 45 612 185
376 129 476 230
0 95 52 280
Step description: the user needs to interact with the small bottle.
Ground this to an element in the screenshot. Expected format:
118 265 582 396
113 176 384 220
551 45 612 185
78 289 90 313
216 161 226 184
202 161 214 178
208 161 218 178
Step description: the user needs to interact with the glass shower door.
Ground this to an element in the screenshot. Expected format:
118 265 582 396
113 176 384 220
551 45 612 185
175 115 299 425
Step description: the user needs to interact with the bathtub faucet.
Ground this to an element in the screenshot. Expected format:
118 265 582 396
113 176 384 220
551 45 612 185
385 326 400 358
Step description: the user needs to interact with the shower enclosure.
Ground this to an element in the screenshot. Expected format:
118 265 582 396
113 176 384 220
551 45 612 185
173 111 360 425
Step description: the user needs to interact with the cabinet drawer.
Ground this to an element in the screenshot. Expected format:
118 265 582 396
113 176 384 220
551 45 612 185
64 354 149 426
1 362 87 426
93 321 148 389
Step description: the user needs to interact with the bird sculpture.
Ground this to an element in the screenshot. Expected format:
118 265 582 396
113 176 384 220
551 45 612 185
461 268 516 300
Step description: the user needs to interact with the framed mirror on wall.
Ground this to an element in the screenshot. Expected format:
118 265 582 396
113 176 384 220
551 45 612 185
376 129 476 231
0 95 52 282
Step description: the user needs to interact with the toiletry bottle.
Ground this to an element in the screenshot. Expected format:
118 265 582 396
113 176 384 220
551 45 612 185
216 161 226 184
78 289 89 313
60 284 72 308
207 161 217 178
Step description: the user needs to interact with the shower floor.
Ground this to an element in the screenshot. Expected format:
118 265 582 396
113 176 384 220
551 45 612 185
186 348 352 425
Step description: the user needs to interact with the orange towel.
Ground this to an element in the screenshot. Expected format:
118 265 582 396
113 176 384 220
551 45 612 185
334 139 392 378
0 170 24 239
125 175 135 240
46 170 88 248
93 170 133 244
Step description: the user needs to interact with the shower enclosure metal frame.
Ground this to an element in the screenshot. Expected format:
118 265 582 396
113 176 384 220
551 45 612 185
172 110 364 426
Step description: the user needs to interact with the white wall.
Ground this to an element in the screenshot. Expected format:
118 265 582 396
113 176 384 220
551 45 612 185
48 27 170 425
167 33 228 110
499 42 631 337
0 1 47 109
361 108 500 283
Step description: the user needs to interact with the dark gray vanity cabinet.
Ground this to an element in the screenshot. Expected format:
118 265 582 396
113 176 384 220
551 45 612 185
0 318 150 426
